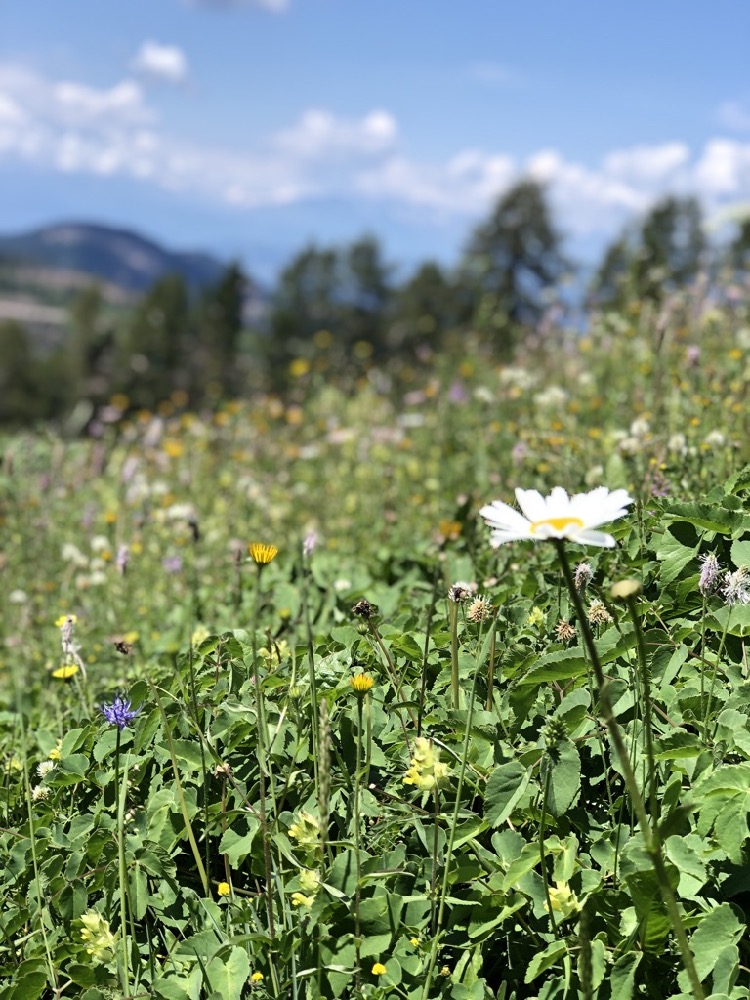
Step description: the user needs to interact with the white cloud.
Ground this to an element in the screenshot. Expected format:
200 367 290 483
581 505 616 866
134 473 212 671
694 139 750 195
273 108 397 158
3 61 750 241
132 41 189 84
718 100 750 132
603 142 690 182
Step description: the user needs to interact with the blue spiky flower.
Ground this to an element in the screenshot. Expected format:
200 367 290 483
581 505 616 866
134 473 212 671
100 695 141 731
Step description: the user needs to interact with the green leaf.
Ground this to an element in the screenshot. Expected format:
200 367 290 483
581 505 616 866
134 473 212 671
524 940 567 983
218 820 260 866
541 740 581 817
706 603 750 638
730 538 750 569
484 761 530 827
519 648 588 685
682 903 744 988
204 947 250 1000
662 501 750 534
608 953 642 1000
9 962 48 1000
655 524 699 585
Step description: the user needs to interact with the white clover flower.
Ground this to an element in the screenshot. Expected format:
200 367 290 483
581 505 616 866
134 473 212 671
480 486 633 549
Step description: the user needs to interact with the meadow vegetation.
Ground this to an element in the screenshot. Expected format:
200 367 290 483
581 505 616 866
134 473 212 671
1 278 750 999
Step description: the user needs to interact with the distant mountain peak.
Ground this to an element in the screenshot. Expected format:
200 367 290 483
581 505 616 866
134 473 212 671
0 221 226 292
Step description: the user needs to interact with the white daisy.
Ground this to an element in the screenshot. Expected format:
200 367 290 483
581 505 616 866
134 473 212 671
479 486 634 549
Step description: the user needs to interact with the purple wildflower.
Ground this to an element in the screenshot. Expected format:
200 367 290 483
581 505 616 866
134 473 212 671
303 530 318 557
101 695 141 731
162 556 183 574
699 553 721 596
116 545 130 576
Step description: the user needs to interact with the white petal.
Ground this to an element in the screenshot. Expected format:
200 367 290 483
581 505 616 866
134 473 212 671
489 528 532 546
514 489 547 521
479 500 530 531
546 486 572 516
572 529 616 548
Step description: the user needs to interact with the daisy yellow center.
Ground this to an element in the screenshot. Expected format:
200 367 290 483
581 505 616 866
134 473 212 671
530 516 585 534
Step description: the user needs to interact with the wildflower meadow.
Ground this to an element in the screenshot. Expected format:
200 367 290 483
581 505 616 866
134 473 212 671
2 289 750 1000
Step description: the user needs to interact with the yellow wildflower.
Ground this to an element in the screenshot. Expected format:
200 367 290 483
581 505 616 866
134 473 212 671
217 882 231 897
288 812 322 852
251 972 264 983
79 911 116 963
371 963 387 976
403 737 451 791
55 614 78 628
248 542 279 565
51 664 79 680
545 880 580 919
350 673 374 694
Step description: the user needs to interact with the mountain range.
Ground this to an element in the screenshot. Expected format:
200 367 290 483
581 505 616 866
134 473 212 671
0 222 226 293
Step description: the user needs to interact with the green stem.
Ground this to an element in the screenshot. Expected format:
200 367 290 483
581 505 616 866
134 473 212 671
422 621 495 1000
539 762 558 937
628 594 658 823
353 695 364 994
553 540 704 1000
449 602 459 711
115 728 130 997
704 610 732 742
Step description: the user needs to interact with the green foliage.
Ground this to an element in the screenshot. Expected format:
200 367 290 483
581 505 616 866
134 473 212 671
1 276 750 998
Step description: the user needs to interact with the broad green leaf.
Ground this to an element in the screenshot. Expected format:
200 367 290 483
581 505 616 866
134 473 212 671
609 952 641 1000
661 501 750 535
218 819 260 866
524 940 567 983
655 524 700 585
204 946 250 1000
484 761 530 827
519 648 588 685
541 740 581 817
730 538 750 568
681 903 744 988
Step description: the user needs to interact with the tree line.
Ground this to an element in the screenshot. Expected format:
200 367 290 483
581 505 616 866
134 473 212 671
1 180 749 424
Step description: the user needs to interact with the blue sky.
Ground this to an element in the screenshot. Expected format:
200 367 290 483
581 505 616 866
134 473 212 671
1 0 750 281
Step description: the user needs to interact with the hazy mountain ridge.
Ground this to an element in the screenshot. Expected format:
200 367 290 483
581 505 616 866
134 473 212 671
0 222 226 293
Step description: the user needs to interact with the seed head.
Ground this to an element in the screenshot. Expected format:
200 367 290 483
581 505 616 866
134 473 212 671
587 600 613 626
574 562 593 592
352 598 374 619
467 595 492 622
722 566 750 607
555 620 576 645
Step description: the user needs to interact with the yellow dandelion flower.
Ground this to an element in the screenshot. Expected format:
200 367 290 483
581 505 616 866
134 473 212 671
51 664 79 680
438 519 462 541
289 357 311 377
251 971 264 982
163 439 185 458
217 882 231 897
350 673 374 694
371 963 387 976
248 542 279 565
